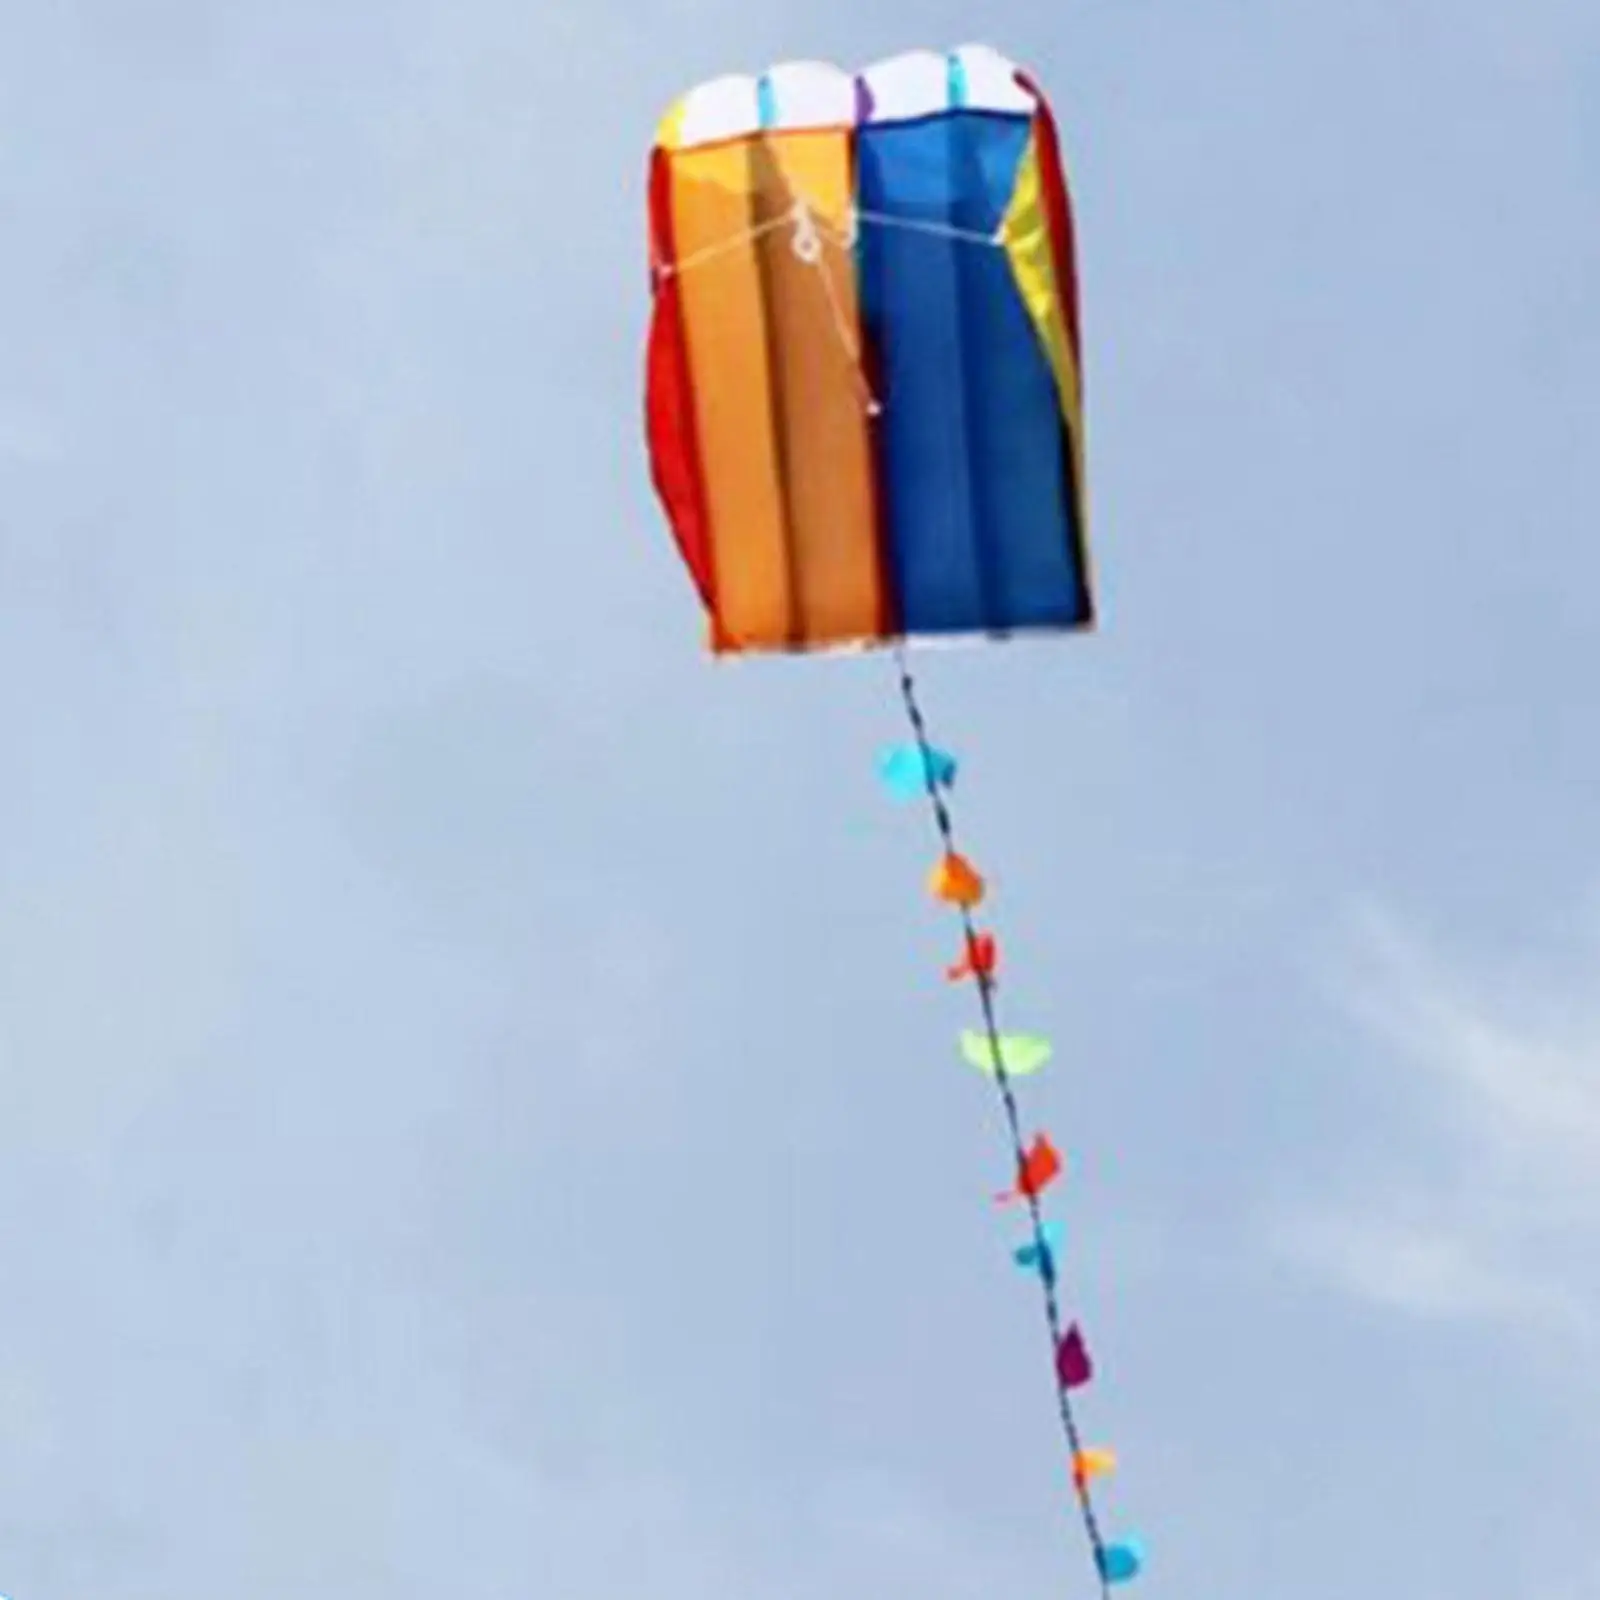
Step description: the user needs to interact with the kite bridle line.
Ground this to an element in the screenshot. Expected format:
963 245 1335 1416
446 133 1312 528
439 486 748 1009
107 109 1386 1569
654 194 1003 282
656 197 1005 424
892 642 1114 1600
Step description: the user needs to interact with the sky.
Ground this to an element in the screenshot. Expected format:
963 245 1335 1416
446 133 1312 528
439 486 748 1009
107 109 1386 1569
0 0 1596 1595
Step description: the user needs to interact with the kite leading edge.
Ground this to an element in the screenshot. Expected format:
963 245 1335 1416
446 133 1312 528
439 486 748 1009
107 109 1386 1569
644 42 1142 1594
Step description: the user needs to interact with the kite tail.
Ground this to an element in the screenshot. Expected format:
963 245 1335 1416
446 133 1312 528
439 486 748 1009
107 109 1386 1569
888 645 1138 1598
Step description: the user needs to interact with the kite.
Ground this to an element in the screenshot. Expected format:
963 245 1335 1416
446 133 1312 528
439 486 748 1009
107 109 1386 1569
645 43 1143 1594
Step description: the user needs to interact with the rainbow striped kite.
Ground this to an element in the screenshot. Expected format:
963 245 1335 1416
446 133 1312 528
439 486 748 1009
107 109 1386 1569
644 43 1143 1595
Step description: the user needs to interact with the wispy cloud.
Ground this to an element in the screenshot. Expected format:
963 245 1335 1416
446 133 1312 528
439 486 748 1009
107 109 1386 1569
1271 900 1600 1339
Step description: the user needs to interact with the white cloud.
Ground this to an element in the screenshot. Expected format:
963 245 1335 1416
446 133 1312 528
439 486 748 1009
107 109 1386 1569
1272 1207 1589 1331
1272 900 1600 1340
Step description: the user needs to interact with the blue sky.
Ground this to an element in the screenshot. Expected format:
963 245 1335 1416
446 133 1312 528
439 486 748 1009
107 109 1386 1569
1 0 1596 1594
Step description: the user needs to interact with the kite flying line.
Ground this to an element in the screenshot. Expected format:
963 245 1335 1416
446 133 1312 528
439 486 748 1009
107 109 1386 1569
884 645 1141 1596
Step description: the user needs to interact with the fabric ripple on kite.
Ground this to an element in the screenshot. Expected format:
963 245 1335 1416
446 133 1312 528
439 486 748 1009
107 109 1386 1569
644 41 1143 1596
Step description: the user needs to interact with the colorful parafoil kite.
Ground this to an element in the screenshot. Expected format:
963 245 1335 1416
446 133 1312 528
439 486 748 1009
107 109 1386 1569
645 44 1142 1594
